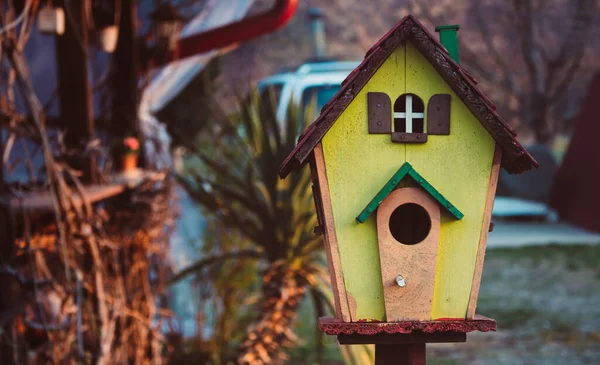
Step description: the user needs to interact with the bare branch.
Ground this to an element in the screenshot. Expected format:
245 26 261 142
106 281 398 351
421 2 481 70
472 2 519 95
548 49 585 104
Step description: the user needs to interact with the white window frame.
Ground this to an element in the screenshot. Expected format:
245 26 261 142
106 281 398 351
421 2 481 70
394 94 424 133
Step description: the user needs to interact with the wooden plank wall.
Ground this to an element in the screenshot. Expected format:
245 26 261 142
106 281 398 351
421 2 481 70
466 145 502 318
314 144 352 322
404 42 496 319
320 41 496 320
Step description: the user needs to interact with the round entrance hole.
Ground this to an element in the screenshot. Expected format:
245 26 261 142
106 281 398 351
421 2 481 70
389 203 432 245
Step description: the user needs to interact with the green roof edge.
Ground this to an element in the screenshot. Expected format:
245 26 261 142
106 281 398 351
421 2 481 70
355 162 464 223
406 169 464 220
355 163 413 223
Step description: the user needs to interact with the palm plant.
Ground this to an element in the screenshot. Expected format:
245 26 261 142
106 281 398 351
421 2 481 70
174 89 331 364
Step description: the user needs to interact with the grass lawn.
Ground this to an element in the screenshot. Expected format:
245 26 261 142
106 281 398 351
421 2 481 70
290 245 600 364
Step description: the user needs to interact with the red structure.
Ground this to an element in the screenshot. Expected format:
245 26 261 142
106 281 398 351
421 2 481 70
173 0 298 61
550 73 600 232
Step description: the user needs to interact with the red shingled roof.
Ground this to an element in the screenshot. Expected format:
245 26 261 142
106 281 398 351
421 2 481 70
279 15 538 178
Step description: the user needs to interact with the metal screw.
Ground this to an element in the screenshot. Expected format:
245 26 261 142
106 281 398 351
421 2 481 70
395 275 406 287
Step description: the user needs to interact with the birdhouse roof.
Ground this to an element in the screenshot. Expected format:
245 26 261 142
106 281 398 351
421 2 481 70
356 162 464 223
279 15 538 179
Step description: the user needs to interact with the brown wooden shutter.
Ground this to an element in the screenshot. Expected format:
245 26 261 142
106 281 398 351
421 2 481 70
427 94 451 135
368 92 392 134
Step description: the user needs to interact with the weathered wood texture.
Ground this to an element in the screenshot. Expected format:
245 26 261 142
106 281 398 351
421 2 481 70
320 44 408 321
375 344 425 365
427 94 451 135
404 41 496 319
377 188 440 321
313 144 351 322
368 92 393 134
319 315 497 335
279 15 537 178
466 144 502 319
391 132 428 143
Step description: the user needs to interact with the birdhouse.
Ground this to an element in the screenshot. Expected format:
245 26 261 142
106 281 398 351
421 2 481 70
279 15 538 323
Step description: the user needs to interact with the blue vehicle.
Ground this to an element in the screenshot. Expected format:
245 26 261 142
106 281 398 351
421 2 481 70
257 60 360 124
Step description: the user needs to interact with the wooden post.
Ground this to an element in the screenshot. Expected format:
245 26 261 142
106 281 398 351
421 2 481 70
110 0 140 140
339 332 465 365
54 0 96 183
376 344 426 365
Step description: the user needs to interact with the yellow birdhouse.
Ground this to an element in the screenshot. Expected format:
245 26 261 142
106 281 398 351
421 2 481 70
279 15 538 324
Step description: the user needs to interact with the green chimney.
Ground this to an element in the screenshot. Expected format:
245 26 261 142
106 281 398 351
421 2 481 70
435 24 460 64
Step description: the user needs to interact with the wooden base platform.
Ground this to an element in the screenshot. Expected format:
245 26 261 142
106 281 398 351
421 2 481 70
319 316 496 365
319 315 496 335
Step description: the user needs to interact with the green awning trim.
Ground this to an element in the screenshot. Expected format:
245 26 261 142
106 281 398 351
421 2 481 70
355 162 464 223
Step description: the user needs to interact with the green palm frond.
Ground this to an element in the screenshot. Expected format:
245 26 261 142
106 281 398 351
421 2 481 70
178 87 319 261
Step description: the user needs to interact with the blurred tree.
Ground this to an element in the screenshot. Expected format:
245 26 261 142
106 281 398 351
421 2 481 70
407 0 599 143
